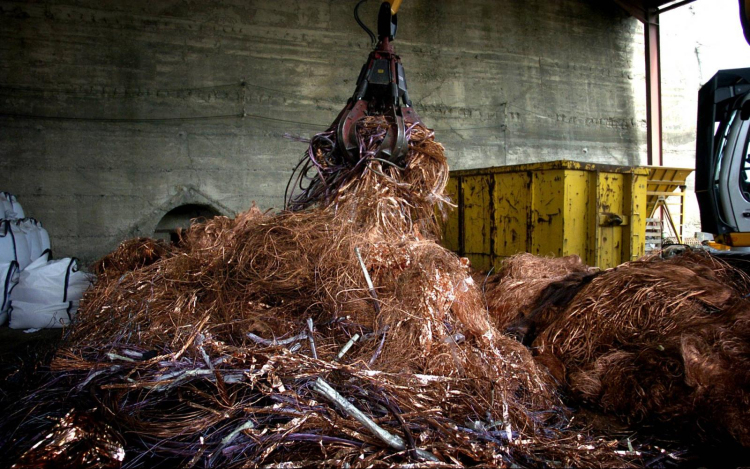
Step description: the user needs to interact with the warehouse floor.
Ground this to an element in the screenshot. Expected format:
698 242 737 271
0 327 62 357
1 319 749 467
0 328 62 403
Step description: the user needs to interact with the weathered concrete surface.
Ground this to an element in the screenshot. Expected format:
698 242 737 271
0 0 644 264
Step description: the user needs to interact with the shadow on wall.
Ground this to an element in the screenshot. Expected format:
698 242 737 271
154 204 221 244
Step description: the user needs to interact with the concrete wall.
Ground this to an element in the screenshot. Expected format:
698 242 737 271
0 0 644 264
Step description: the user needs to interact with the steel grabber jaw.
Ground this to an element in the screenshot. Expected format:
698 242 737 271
335 100 420 166
377 105 407 163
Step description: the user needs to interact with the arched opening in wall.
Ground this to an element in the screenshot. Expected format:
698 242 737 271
154 204 220 244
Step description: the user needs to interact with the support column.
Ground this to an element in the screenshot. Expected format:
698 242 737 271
645 8 663 166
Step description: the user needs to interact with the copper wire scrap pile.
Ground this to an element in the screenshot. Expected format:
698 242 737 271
1 117 649 468
485 251 750 451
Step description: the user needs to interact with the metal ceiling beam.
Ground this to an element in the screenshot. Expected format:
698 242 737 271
613 0 648 23
658 0 697 14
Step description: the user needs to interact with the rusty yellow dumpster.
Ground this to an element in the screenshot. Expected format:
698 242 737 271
441 160 648 270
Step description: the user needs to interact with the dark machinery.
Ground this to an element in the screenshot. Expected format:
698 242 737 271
741 0 750 45
692 3 750 249
332 0 423 165
695 70 750 248
282 0 424 210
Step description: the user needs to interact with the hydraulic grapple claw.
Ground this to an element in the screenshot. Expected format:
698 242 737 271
334 1 423 166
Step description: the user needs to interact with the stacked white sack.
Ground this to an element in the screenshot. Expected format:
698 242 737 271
0 219 51 270
9 254 92 329
0 192 24 219
0 261 20 325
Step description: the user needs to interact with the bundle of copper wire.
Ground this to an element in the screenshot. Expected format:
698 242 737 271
1 118 641 468
532 252 750 446
483 253 597 332
11 410 124 469
91 237 173 281
483 252 750 447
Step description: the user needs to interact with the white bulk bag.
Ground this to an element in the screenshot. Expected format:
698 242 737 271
0 261 20 325
8 301 78 329
12 222 32 269
0 221 14 264
18 219 41 261
0 220 33 269
17 218 50 263
11 256 91 305
0 193 9 219
0 192 24 219
39 225 51 255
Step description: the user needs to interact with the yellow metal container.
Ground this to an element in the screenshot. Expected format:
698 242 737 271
441 160 649 270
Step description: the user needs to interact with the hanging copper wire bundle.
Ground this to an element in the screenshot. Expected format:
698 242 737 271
284 117 450 224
